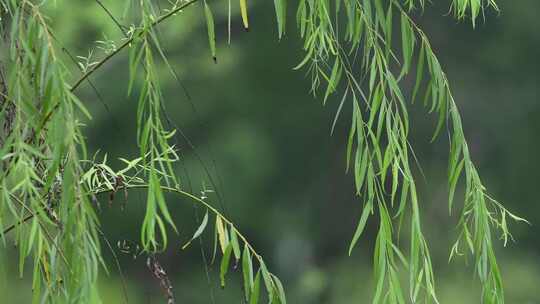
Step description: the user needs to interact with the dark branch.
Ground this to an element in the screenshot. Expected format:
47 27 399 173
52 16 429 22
2 213 34 234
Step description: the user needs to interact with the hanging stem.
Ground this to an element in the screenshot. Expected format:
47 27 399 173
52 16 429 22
94 184 265 262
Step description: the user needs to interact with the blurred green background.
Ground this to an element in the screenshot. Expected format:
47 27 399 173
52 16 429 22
1 0 539 303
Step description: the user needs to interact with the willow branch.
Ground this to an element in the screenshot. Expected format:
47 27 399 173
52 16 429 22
95 185 265 262
30 0 201 141
70 0 200 92
3 184 266 265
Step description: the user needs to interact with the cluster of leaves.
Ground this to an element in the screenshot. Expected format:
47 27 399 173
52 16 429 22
190 202 287 304
284 0 526 303
0 0 527 303
127 0 182 252
81 153 286 303
0 0 285 302
193 0 527 302
0 0 102 302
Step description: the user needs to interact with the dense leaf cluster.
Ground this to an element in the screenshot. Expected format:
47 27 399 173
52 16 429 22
0 0 525 303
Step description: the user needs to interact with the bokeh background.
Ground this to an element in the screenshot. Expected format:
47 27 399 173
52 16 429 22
1 0 539 303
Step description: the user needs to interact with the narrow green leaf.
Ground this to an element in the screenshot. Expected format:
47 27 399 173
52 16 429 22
230 226 241 260
400 12 415 77
182 210 209 249
448 158 464 213
271 274 287 304
354 147 369 195
324 58 341 104
152 171 177 233
260 261 275 300
242 244 253 301
240 0 249 30
348 200 372 255
220 243 233 287
331 88 348 135
273 0 287 39
346 102 358 172
430 88 447 142
471 0 480 27
412 43 425 103
203 1 217 62
249 270 261 304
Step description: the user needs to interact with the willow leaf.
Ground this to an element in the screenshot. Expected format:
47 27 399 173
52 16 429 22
216 216 229 253
400 12 414 77
242 244 254 301
153 175 177 233
203 1 217 62
348 199 373 255
448 158 465 213
230 226 241 260
271 274 287 304
220 243 233 287
240 0 249 30
182 210 209 249
411 42 425 103
273 0 287 39
260 261 275 301
324 58 341 104
249 270 262 304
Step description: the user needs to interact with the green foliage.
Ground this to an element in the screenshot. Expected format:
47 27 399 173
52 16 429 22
128 0 181 251
0 0 283 302
0 0 526 303
292 0 526 303
83 155 287 304
203 0 217 62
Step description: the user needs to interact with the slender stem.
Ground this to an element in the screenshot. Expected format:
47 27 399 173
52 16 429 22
31 0 201 140
3 194 70 268
69 37 130 93
2 213 33 234
96 226 130 304
95 184 264 262
3 182 265 266
70 0 201 92
94 0 128 37
23 1 57 61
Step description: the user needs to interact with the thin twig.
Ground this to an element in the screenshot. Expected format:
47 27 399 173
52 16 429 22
2 213 33 234
3 184 266 265
96 184 266 263
96 226 130 304
94 0 128 37
33 0 201 139
5 194 70 269
70 0 200 92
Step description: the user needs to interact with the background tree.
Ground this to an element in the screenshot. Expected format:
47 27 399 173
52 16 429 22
0 0 537 303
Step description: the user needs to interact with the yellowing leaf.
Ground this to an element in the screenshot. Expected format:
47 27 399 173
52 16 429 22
240 0 249 30
216 216 229 253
